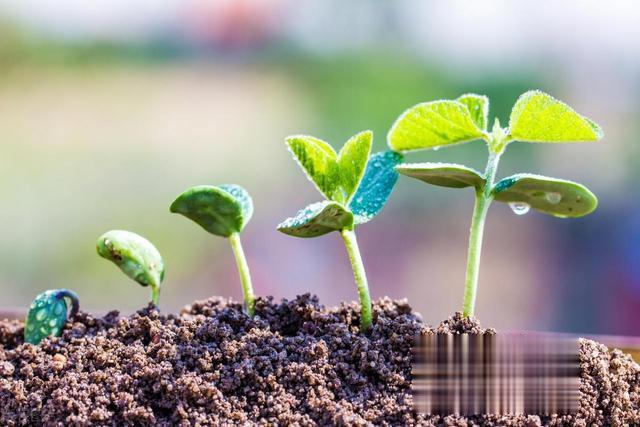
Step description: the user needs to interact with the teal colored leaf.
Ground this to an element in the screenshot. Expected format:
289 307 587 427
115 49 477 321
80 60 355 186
24 289 79 345
508 90 603 143
396 162 485 189
349 150 404 225
277 201 354 238
170 184 253 237
457 94 489 131
337 130 372 204
492 173 597 218
96 230 165 288
387 100 487 152
286 135 339 201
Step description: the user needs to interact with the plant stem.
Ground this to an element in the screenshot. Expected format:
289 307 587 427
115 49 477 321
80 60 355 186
229 233 255 316
151 286 160 307
340 228 372 332
462 151 501 317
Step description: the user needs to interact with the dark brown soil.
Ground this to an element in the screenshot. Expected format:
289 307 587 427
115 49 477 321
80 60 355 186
0 295 638 426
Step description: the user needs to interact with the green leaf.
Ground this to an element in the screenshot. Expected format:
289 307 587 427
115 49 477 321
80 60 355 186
277 201 354 238
396 162 486 189
286 135 339 201
508 90 603 143
387 100 487 152
24 289 79 345
349 150 404 224
96 230 165 288
337 130 373 204
170 184 253 237
457 93 489 131
492 173 597 218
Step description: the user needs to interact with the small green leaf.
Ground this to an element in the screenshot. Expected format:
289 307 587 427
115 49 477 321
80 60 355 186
97 230 165 288
492 174 597 218
457 94 489 131
387 100 487 152
350 150 404 225
337 130 373 204
508 90 603 143
170 185 253 237
396 162 486 189
286 135 339 201
24 289 79 345
277 201 354 238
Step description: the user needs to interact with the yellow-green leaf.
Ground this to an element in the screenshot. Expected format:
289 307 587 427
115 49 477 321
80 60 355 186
492 173 597 218
508 90 603 143
457 93 489 131
396 162 485 189
337 130 372 204
286 135 339 201
388 100 487 152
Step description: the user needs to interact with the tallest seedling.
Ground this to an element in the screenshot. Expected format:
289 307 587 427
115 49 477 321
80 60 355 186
389 91 603 317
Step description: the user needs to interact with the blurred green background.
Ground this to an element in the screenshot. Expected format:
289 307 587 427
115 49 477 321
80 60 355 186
0 0 638 335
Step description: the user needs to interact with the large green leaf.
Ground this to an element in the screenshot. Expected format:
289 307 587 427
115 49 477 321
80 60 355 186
396 162 485 189
457 94 489 131
277 201 354 238
170 184 253 237
337 130 372 204
508 90 603 143
286 135 339 201
96 230 165 288
492 173 597 217
350 150 404 225
24 289 79 345
387 100 486 152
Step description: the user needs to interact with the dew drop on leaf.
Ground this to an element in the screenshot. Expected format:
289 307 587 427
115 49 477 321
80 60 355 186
509 202 530 215
545 192 562 204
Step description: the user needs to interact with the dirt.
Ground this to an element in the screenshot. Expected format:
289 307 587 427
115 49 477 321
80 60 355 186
0 295 638 426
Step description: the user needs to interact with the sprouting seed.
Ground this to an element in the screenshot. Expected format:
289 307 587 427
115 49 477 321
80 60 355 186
24 289 79 345
389 91 602 317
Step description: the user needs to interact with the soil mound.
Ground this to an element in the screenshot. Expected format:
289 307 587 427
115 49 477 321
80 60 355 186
0 295 638 426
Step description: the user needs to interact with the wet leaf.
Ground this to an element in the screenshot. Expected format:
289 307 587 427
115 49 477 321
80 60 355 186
508 90 603 143
337 130 372 204
24 289 79 345
277 201 354 238
387 100 486 152
492 173 597 217
96 230 165 288
350 150 404 225
457 93 489 131
286 135 339 201
396 162 485 189
170 184 253 237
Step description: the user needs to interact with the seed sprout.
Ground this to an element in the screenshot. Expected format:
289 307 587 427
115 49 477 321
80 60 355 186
170 184 256 316
24 289 79 345
388 90 602 317
96 230 165 306
278 131 403 332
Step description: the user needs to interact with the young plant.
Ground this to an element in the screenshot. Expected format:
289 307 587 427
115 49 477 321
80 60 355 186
170 184 256 316
24 289 79 345
96 230 165 306
388 91 603 317
277 131 403 332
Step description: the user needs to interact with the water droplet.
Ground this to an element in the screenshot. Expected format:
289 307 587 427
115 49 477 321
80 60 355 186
36 309 47 321
545 192 562 204
49 319 58 327
509 202 530 215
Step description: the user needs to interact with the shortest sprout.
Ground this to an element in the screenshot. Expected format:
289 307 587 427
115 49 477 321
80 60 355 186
24 289 79 345
96 230 165 306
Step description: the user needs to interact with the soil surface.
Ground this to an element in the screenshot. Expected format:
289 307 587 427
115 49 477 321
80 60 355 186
0 295 638 426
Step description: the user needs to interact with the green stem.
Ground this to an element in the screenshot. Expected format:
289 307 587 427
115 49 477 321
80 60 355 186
462 151 501 317
229 233 255 316
151 286 160 307
340 228 372 333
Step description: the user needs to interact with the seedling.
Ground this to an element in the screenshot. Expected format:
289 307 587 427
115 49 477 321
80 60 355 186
24 289 79 345
278 131 403 332
388 90 602 317
170 184 256 316
96 230 165 306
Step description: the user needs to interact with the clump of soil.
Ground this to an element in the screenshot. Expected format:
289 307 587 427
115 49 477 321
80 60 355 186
0 295 638 426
